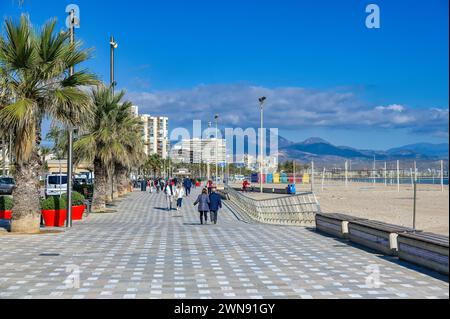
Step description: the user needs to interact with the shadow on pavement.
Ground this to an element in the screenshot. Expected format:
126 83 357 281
308 228 449 283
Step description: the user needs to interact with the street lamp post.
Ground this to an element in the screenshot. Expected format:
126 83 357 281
215 114 219 184
109 36 118 201
66 9 78 228
259 97 266 193
110 36 118 95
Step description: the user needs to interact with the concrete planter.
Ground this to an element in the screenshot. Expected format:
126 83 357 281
42 209 67 227
0 210 12 220
71 205 85 220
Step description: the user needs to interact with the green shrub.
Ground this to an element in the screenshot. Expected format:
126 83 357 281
61 191 85 206
73 184 93 199
0 196 13 210
41 196 66 210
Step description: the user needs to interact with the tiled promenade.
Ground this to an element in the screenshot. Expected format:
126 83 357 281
0 189 448 299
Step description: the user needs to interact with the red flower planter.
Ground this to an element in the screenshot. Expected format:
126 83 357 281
0 210 12 220
72 205 85 220
42 209 67 227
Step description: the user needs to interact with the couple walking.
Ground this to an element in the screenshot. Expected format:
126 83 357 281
193 187 222 225
165 181 185 214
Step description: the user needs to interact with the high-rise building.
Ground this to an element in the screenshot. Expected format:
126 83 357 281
141 114 169 159
171 138 226 164
131 105 170 159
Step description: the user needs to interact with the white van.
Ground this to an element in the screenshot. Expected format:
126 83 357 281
45 174 68 197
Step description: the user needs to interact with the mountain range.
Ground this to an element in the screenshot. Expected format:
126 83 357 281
276 136 448 168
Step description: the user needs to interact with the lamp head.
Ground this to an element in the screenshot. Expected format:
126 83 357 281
110 41 118 49
259 96 266 104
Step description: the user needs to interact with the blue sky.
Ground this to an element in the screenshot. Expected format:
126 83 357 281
1 0 448 150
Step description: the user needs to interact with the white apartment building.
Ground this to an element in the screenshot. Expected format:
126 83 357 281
0 138 11 176
141 114 170 159
171 138 226 165
131 105 170 159
240 153 278 173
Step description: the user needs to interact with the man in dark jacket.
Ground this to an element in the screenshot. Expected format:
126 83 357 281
183 177 192 196
209 187 222 225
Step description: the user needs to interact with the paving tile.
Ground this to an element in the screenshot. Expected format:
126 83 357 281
0 189 447 299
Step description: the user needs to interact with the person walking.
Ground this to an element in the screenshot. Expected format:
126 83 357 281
154 179 159 193
209 187 222 224
165 179 175 211
147 179 152 193
175 183 185 216
207 179 213 195
183 177 192 196
193 188 210 225
159 178 166 194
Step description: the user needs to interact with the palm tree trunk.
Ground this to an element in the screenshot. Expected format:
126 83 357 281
91 158 108 212
116 165 129 196
113 173 119 198
10 152 41 233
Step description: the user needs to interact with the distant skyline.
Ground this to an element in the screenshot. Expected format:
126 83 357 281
1 0 448 150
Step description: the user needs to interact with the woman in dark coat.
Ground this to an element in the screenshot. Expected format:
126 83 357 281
193 188 210 224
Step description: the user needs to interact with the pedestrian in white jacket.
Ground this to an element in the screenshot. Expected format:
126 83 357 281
165 181 175 211
175 184 185 211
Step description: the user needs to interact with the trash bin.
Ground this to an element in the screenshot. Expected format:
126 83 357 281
290 184 296 194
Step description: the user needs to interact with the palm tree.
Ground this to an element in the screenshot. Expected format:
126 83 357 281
46 125 68 175
74 85 143 211
39 146 51 173
143 154 163 178
113 101 145 197
0 16 97 233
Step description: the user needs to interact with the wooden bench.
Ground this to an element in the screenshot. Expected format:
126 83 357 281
348 220 415 256
397 232 449 275
315 213 366 239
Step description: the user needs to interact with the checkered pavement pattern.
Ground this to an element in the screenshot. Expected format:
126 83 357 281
0 189 448 299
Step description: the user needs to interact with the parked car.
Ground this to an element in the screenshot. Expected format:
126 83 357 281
45 174 68 197
0 177 15 195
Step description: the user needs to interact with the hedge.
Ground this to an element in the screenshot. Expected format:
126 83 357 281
61 191 85 206
0 196 13 211
41 196 66 210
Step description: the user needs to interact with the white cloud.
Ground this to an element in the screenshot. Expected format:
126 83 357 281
125 83 449 138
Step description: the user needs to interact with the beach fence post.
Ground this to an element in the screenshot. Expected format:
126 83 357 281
293 160 296 189
397 160 400 192
441 160 444 192
384 162 387 186
413 181 417 231
410 168 414 187
322 167 325 191
345 160 348 188
311 161 314 192
414 161 417 182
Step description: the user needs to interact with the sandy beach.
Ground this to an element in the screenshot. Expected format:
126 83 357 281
230 182 449 236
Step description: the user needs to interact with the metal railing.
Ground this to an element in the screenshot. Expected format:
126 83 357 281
223 185 321 226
